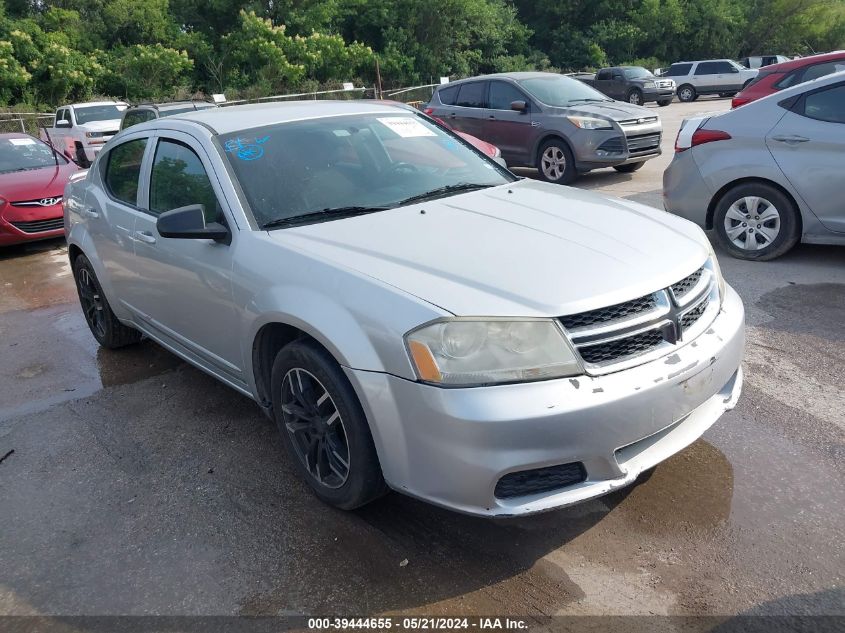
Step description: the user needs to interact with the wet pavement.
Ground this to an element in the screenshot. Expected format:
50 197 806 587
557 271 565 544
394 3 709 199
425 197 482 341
0 101 843 621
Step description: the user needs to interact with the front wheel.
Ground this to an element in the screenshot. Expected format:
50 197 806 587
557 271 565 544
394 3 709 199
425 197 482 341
72 254 142 349
713 183 801 260
537 139 577 185
270 339 387 510
677 85 697 102
657 98 672 107
614 162 645 173
626 88 644 106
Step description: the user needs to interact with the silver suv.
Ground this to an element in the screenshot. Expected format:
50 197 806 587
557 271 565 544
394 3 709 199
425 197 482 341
64 101 744 516
426 72 663 184
664 60 758 102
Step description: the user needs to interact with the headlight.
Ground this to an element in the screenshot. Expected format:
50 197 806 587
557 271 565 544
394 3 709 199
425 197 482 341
405 318 582 386
566 115 613 130
85 132 104 138
643 81 656 88
703 236 727 304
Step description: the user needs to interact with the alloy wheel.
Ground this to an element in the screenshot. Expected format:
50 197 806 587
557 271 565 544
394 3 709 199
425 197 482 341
541 146 567 181
77 267 106 339
281 368 350 489
723 196 781 251
679 87 693 101
628 92 642 105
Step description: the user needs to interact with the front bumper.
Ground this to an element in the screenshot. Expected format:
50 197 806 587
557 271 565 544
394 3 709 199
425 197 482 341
0 204 65 246
643 88 676 102
574 122 663 171
347 286 745 517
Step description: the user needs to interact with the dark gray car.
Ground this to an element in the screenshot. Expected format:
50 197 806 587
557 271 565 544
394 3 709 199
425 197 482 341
572 66 676 106
426 72 663 184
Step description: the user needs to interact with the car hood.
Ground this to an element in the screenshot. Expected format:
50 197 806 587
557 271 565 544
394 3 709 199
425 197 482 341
548 101 657 121
0 162 79 202
272 180 709 317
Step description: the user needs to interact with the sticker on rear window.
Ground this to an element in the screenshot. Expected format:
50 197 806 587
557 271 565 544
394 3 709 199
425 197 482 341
8 138 36 146
377 117 436 138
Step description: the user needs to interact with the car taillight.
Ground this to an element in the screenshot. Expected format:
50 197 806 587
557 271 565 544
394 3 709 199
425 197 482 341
676 128 731 152
423 107 434 115
731 96 751 108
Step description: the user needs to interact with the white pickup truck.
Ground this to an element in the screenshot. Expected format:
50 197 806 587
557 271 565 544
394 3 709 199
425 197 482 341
39 101 127 166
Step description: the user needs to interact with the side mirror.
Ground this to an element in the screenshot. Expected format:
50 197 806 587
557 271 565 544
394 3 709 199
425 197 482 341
156 204 230 243
510 100 527 112
56 119 71 128
730 67 740 74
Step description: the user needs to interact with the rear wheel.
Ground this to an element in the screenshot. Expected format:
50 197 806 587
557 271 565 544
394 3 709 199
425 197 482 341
72 254 142 348
537 138 577 185
270 339 387 510
613 162 645 173
713 183 801 261
626 88 644 106
678 85 697 102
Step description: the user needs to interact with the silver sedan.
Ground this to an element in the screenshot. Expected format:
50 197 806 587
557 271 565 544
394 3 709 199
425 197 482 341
664 71 845 260
64 101 744 516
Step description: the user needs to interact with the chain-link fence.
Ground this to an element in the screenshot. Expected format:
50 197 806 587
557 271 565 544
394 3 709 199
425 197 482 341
0 112 55 136
384 84 439 109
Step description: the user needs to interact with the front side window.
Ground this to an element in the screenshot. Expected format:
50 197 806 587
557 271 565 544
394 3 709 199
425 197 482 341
104 138 147 206
517 75 610 106
218 113 513 228
801 85 845 124
0 136 68 174
75 104 126 125
487 81 527 110
149 139 220 222
455 82 486 108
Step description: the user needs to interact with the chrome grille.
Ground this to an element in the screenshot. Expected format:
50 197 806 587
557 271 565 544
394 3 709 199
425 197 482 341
619 116 659 127
626 133 661 155
11 218 64 233
11 197 63 208
559 263 717 373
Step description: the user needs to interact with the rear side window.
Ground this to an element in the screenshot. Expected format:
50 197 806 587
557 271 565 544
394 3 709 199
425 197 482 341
104 138 147 206
149 139 220 222
695 62 725 75
803 60 845 82
437 85 459 105
121 109 155 130
667 64 692 76
801 85 845 124
487 81 527 110
455 82 486 108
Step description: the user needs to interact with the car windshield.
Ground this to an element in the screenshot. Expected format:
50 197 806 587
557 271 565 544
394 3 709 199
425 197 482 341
74 105 126 124
623 67 654 79
517 75 612 106
0 136 66 173
729 60 746 71
218 112 514 228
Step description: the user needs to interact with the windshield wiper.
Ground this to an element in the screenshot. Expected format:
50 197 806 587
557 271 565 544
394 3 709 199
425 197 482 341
262 206 390 230
568 98 613 104
396 183 494 206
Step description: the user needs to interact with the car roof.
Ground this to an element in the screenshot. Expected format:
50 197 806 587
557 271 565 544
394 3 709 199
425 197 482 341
166 100 416 134
757 50 845 73
437 72 563 87
127 101 216 112
67 101 127 108
672 59 734 64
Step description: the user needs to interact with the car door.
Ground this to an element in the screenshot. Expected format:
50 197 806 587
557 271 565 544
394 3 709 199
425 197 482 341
766 81 845 233
610 70 627 100
129 132 245 385
593 69 614 98
482 80 535 165
83 135 150 313
443 81 488 139
693 62 720 92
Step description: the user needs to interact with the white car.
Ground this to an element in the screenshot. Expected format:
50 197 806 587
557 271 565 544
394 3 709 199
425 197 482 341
64 101 745 516
40 101 127 166
663 60 758 102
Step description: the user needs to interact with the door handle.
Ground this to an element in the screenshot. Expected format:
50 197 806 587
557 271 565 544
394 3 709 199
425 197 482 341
80 207 99 218
134 231 156 244
772 135 809 145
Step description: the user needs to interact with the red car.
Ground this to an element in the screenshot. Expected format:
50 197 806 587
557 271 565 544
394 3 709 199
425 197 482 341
0 133 80 246
732 51 845 108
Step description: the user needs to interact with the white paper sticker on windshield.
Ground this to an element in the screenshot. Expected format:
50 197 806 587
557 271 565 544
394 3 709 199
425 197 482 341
377 117 436 138
8 138 36 146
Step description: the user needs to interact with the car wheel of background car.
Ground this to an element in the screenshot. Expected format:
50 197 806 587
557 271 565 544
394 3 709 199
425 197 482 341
270 338 387 510
719 92 738 98
613 162 645 173
627 88 644 105
657 98 672 107
678 85 697 102
538 139 577 185
72 254 142 348
713 183 800 261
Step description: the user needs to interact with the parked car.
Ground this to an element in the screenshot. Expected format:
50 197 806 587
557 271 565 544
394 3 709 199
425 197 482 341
732 51 845 108
39 101 127 167
572 66 675 106
663 60 758 102
120 101 218 131
64 101 744 516
425 72 663 184
664 71 845 261
0 133 80 246
739 55 791 69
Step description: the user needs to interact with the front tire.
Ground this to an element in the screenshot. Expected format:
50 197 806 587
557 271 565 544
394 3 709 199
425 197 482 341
537 138 577 185
613 162 645 173
713 183 801 261
72 254 142 349
678 85 697 102
270 339 387 510
657 98 672 107
626 88 644 106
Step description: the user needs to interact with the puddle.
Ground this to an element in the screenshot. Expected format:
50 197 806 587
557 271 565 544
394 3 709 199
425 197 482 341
0 239 77 314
